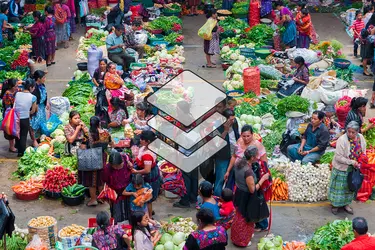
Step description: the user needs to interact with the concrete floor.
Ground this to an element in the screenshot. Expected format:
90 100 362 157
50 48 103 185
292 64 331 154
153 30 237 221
1 13 375 249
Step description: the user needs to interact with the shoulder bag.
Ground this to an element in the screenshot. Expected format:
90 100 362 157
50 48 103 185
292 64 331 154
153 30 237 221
77 147 103 171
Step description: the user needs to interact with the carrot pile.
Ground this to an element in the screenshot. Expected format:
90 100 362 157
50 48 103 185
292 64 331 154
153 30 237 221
12 178 43 194
366 149 375 164
283 241 306 250
271 177 288 201
133 188 153 206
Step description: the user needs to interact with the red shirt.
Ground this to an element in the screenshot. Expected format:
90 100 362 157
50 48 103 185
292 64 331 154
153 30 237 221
219 201 234 217
341 235 375 250
351 19 365 39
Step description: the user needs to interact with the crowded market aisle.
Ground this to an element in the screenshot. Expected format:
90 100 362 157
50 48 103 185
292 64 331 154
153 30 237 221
1 11 375 250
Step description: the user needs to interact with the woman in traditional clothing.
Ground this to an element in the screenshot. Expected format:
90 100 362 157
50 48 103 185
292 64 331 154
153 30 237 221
84 116 112 206
1 79 19 153
231 146 270 247
203 9 220 68
132 130 160 218
44 7 56 66
122 102 153 145
224 125 267 190
345 97 374 133
66 0 76 40
184 208 228 250
53 0 69 49
328 121 366 215
25 11 46 59
108 97 128 129
30 70 49 148
102 151 133 223
296 8 312 48
275 1 297 48
104 62 134 107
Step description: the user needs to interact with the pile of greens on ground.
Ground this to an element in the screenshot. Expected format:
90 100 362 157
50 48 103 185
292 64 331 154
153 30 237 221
63 75 93 106
231 2 249 15
307 219 354 250
218 17 249 32
364 126 375 146
320 152 335 164
276 95 310 116
235 94 281 119
148 16 182 31
246 24 274 47
163 3 181 12
262 117 287 156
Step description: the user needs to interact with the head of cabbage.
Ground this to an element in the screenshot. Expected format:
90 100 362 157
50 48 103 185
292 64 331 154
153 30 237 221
160 233 173 244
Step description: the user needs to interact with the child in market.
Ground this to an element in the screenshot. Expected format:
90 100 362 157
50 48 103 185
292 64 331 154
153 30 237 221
218 188 234 217
123 174 152 215
322 105 341 139
349 10 365 57
227 98 237 111
197 181 221 220
131 210 161 250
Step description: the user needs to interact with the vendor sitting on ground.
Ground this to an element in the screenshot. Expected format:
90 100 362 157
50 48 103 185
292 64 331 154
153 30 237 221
277 56 309 98
124 20 145 59
8 0 23 23
106 25 135 72
108 97 128 128
287 110 330 164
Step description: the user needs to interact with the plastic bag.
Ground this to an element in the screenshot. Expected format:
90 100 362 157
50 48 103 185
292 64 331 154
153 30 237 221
198 18 217 41
258 64 283 80
26 235 49 250
133 188 153 206
301 87 321 103
50 96 70 116
287 47 320 65
40 114 62 136
134 30 148 45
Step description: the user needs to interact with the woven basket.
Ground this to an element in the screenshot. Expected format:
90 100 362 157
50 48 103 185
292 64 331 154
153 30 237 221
28 216 58 249
58 229 81 249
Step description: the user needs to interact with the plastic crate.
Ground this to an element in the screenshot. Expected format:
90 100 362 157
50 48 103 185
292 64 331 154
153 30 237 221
148 34 164 44
88 218 115 228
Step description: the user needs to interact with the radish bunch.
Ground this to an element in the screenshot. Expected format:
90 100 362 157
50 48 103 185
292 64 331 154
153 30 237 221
43 166 76 193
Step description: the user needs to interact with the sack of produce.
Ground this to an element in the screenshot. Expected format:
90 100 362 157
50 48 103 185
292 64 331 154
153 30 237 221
286 47 319 65
301 87 321 103
249 1 260 27
334 96 351 128
87 45 103 78
28 216 58 249
50 96 71 116
257 64 282 80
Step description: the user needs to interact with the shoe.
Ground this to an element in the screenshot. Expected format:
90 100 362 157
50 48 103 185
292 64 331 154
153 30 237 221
344 205 354 215
173 201 190 208
8 148 17 153
247 241 252 247
51 62 56 65
331 207 339 215
86 201 98 207
371 104 375 109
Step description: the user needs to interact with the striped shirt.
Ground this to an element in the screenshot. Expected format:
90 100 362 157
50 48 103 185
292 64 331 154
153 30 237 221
351 19 365 38
345 109 362 129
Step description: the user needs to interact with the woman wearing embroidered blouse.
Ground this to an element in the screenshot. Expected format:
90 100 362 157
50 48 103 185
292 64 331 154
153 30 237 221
328 121 366 215
184 208 228 250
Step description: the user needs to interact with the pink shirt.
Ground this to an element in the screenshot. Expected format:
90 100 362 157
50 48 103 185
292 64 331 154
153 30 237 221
62 4 71 20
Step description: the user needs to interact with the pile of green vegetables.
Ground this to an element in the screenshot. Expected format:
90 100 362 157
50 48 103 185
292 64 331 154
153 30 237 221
246 24 274 47
164 32 180 44
218 17 249 32
60 155 78 171
0 46 18 66
73 103 95 125
320 152 335 164
0 69 29 82
148 16 182 32
90 7 107 16
262 117 287 156
276 95 310 116
163 4 181 12
62 184 86 197
231 2 249 15
63 79 93 107
364 126 375 146
235 94 280 119
14 149 57 180
307 219 354 250
0 234 28 249
327 66 353 83
21 14 35 24
221 36 253 46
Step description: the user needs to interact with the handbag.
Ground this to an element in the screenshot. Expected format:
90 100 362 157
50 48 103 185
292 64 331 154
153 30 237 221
246 190 270 223
1 108 20 139
77 147 103 171
29 57 48 74
347 166 364 192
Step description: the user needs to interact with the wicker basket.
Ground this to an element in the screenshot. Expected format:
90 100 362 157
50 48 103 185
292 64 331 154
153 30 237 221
28 216 58 249
58 229 81 249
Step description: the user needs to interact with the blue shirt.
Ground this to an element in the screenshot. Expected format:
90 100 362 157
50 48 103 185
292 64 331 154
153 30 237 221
0 14 8 42
125 183 152 212
106 33 124 54
201 201 221 220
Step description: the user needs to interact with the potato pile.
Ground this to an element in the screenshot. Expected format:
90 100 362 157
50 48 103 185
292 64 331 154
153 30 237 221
28 216 56 228
59 224 86 237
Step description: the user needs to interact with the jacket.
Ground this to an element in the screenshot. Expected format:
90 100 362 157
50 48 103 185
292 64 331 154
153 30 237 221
8 0 23 18
341 235 375 250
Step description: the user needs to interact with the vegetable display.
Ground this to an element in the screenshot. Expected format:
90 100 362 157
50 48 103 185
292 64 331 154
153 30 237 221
157 232 186 250
286 162 330 202
59 224 86 237
148 16 183 32
276 95 310 116
28 216 56 228
271 177 288 201
307 219 354 250
62 82 93 107
12 178 44 194
43 166 76 193
161 217 197 235
218 16 249 32
246 24 274 47
320 152 335 164
364 126 375 146
62 184 86 197
164 33 184 44
0 234 28 249
282 242 306 250
258 235 283 250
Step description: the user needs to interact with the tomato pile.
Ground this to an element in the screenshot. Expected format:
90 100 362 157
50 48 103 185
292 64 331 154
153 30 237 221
43 166 76 193
11 50 29 69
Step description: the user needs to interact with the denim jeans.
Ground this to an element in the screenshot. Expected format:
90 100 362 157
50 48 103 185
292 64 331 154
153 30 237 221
354 41 359 56
180 168 199 205
287 144 322 164
256 218 268 230
214 158 230 196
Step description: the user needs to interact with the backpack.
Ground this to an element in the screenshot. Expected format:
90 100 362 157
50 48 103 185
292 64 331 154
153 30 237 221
54 4 67 24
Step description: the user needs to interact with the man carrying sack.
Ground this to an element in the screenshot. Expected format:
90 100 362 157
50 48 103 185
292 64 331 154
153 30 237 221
106 24 135 72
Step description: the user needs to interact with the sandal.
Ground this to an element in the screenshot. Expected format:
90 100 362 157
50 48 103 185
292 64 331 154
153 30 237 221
331 207 339 215
8 148 17 153
86 201 98 207
344 205 354 215
202 64 216 68
363 72 373 76
51 62 56 65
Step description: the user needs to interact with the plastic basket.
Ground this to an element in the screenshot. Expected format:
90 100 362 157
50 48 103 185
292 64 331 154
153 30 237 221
151 41 170 47
240 48 255 58
148 34 164 43
15 190 42 201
